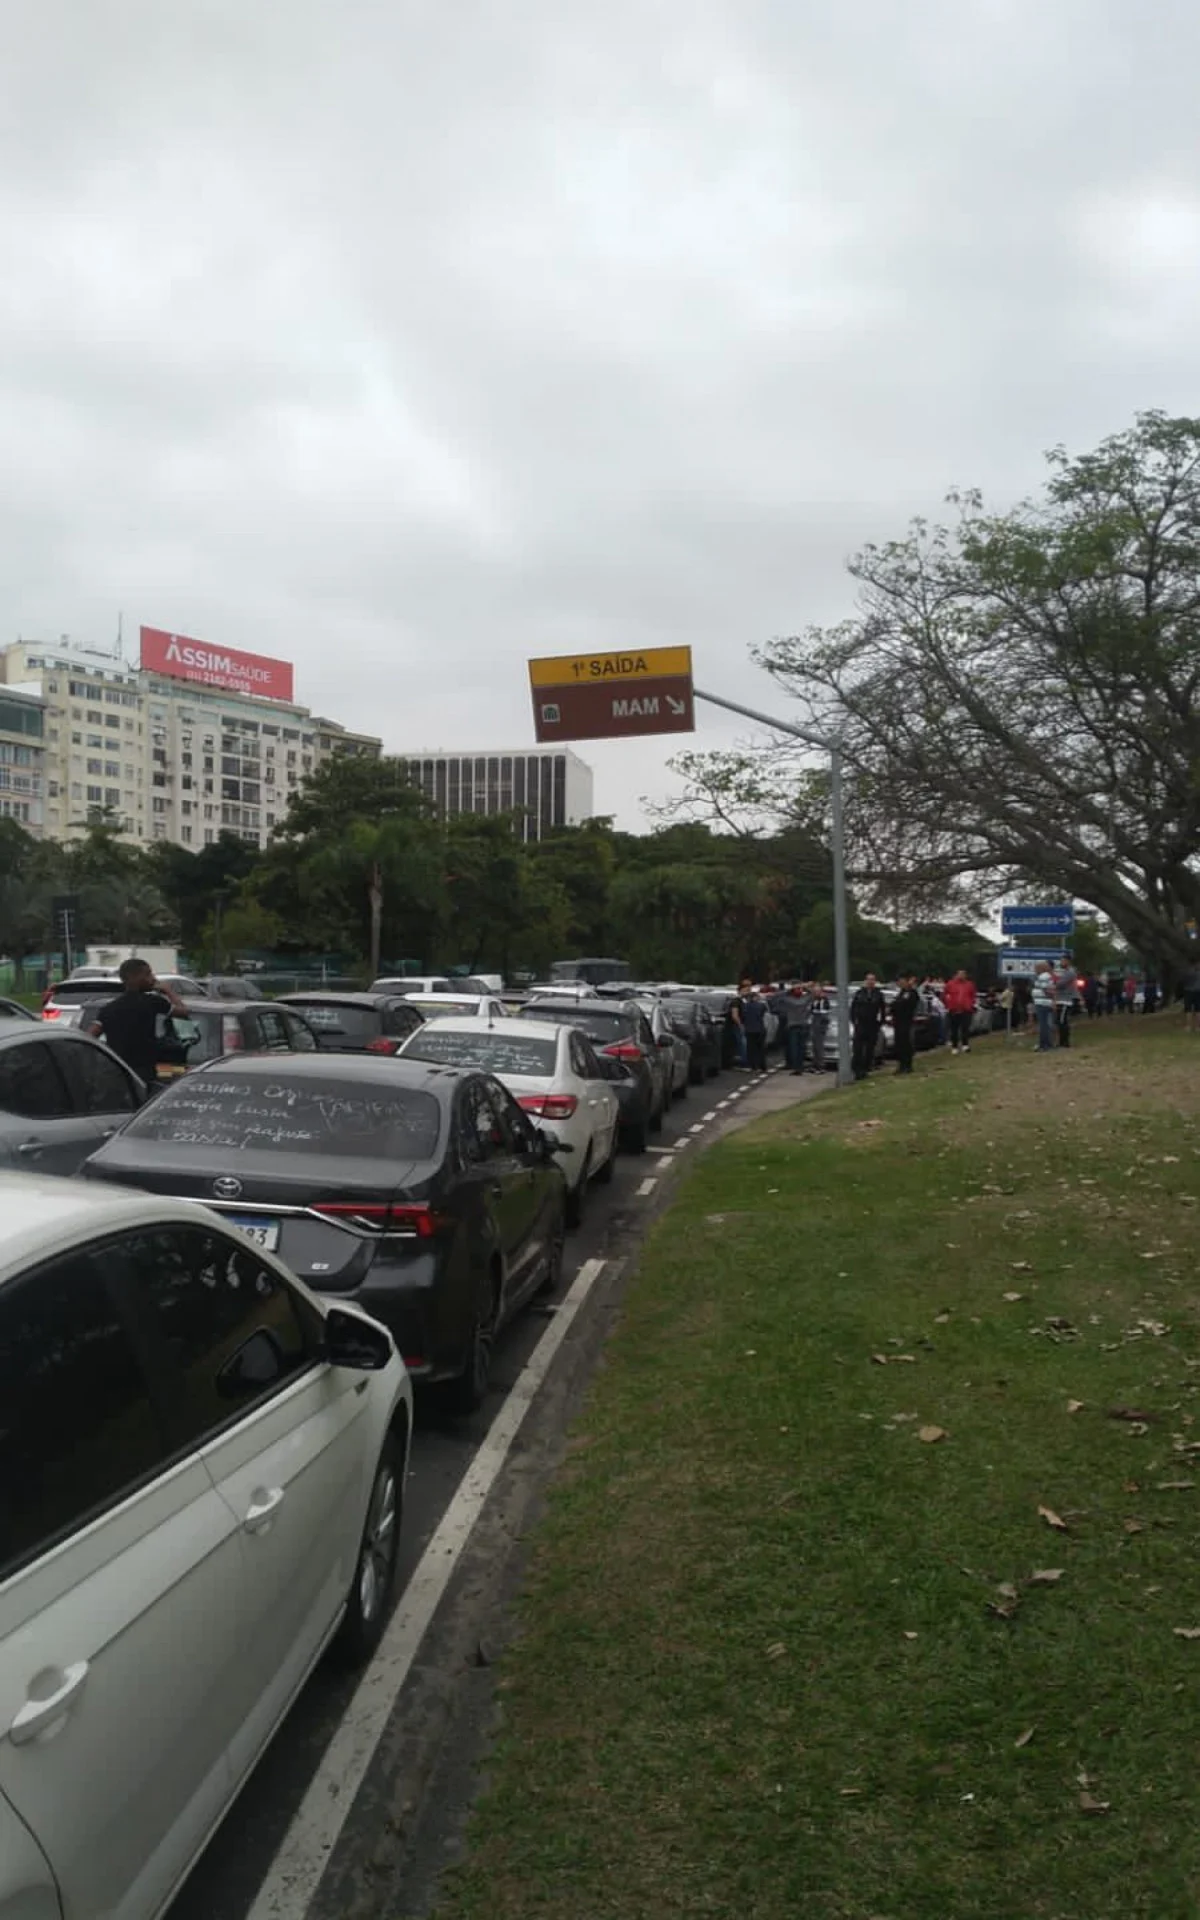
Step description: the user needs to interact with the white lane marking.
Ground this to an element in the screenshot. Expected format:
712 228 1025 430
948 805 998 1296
717 1099 732 1108
647 1145 675 1155
702 1110 717 1121
673 1138 690 1150
636 1176 657 1196
688 1123 705 1134
247 1257 609 1919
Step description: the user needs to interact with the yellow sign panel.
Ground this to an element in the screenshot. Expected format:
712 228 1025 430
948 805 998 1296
528 646 693 690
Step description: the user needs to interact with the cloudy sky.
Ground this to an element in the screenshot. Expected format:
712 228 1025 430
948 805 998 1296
3 0 1197 826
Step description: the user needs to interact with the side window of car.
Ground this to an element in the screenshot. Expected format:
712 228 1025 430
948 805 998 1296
636 1016 655 1051
100 1226 321 1451
459 1082 508 1162
0 1248 169 1579
255 1008 291 1052
0 1039 74 1120
568 1032 592 1078
283 1012 318 1052
55 1038 140 1114
489 1078 538 1155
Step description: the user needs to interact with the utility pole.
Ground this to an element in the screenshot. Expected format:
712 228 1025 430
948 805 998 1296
692 689 854 1089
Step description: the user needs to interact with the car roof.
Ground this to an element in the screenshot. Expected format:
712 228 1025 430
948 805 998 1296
524 997 638 1015
277 990 404 1008
0 1023 110 1051
179 1051 467 1092
0 1173 212 1287
177 997 283 1016
408 1014 564 1040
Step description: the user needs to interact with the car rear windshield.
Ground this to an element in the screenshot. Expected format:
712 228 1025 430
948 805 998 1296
50 980 117 1001
409 999 483 1020
283 1002 380 1043
124 1072 441 1157
521 1005 635 1043
403 1029 558 1075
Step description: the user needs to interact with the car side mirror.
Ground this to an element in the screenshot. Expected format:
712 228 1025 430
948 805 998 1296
538 1126 573 1156
656 1033 674 1049
323 1306 394 1371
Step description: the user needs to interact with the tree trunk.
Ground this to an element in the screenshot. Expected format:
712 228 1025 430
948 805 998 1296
368 863 383 982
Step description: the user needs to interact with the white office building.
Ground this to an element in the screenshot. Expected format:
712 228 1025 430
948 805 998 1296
0 640 380 849
399 747 594 841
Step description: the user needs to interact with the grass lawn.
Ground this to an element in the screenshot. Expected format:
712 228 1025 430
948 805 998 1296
432 1016 1200 1920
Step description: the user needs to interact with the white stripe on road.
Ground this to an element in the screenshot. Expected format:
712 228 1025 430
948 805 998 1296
636 1176 658 1196
717 1099 732 1108
702 1110 717 1121
246 1257 609 1919
673 1138 690 1150
688 1123 705 1134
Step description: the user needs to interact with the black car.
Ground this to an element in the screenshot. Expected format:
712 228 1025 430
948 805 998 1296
517 998 670 1140
159 999 320 1075
83 1054 567 1412
0 1025 145 1175
662 996 722 1082
277 991 426 1054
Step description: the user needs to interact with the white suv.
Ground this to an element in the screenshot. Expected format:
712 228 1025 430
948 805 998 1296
0 1174 411 1920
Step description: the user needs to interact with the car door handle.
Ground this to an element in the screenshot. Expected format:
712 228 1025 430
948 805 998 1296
16 1140 42 1158
243 1487 286 1534
10 1661 89 1746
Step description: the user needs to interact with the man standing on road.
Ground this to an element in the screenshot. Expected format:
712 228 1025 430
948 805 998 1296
90 957 186 1089
781 982 814 1074
944 969 977 1054
890 972 922 1075
850 973 886 1081
809 983 831 1072
729 981 749 1067
1031 961 1056 1052
740 986 768 1071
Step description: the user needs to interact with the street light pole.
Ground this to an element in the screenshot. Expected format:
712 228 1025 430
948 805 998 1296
692 687 854 1088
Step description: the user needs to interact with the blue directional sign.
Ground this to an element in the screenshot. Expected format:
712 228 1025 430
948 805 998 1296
999 946 1069 976
1001 904 1075 937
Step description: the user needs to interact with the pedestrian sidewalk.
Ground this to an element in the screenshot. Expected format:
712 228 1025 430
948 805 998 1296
715 1063 831 1135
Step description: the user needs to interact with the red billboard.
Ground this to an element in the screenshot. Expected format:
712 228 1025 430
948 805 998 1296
139 626 295 704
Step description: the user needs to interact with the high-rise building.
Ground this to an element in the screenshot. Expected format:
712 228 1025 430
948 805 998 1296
398 748 594 841
0 633 380 849
0 684 47 832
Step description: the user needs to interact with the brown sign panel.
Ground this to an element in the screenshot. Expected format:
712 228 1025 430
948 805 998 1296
531 674 696 743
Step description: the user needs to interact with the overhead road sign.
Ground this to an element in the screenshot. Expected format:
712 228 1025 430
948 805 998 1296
1001 904 1075 937
528 646 695 743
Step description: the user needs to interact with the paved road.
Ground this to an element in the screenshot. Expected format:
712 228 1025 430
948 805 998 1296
166 1061 804 1920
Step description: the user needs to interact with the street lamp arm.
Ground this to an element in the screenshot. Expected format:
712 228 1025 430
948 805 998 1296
692 687 842 755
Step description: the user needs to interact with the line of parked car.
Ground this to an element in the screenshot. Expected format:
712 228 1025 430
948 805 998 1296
0 969 750 1920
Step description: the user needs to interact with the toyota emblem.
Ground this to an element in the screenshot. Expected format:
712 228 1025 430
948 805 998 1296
212 1176 243 1200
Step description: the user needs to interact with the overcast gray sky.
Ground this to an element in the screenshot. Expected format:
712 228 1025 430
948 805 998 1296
3 0 1197 825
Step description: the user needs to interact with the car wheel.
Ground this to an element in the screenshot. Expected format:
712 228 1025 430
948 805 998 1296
442 1266 501 1416
565 1150 591 1228
332 1431 403 1666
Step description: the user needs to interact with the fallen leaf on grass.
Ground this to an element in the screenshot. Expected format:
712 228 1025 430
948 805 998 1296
1038 1504 1069 1531
934 1311 951 1324
839 1787 863 1796
871 1353 888 1366
1067 1399 1085 1413
903 1630 919 1640
1014 1727 1036 1749
1002 1291 1025 1303
996 1581 1019 1601
1123 1518 1146 1534
1155 1479 1195 1491
890 1354 917 1364
1079 1791 1111 1814
1030 1568 1065 1585
1109 1407 1154 1423
918 1425 949 1444
1173 1627 1200 1640
1010 1261 1032 1272
765 1641 787 1660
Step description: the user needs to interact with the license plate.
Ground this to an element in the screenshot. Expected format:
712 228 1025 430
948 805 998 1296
228 1216 280 1252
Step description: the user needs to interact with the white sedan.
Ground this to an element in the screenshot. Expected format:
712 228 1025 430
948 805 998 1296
400 992 509 1023
0 1174 411 1920
397 1015 620 1227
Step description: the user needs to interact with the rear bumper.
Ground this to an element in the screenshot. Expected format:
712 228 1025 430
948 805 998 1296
315 1250 468 1383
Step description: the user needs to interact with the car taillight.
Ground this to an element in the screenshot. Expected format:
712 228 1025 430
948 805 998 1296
222 1016 244 1051
517 1093 578 1120
603 1043 643 1061
42 1007 61 1021
309 1200 443 1239
366 1035 401 1054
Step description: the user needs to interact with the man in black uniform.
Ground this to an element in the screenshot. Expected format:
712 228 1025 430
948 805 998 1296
890 972 922 1075
90 958 186 1090
850 973 886 1080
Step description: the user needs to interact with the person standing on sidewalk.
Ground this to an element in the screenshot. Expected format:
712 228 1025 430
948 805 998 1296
944 969 977 1054
850 974 886 1080
809 983 831 1072
781 982 814 1074
1053 958 1077 1048
1031 961 1056 1052
741 987 768 1071
890 973 922 1075
729 982 749 1067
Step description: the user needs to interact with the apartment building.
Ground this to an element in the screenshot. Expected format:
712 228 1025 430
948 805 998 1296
0 639 380 849
398 747 594 842
0 685 47 832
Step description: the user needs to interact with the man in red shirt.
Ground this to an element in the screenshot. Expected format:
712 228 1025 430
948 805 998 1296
944 969 977 1054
